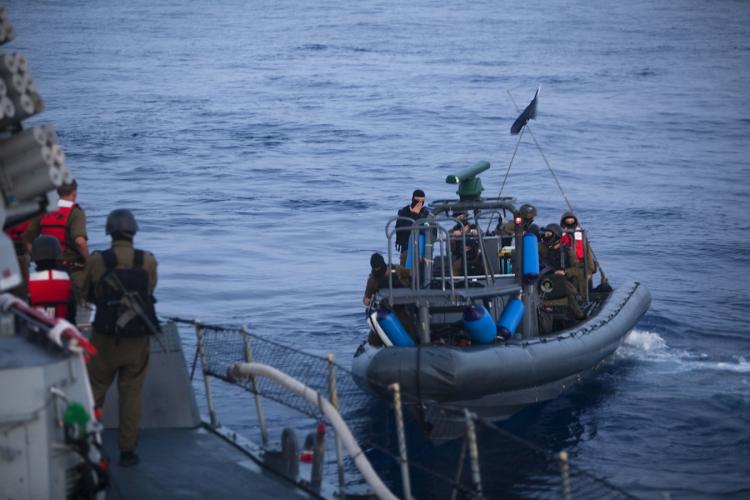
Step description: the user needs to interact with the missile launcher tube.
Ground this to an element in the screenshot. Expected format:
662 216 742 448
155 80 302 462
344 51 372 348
0 126 57 159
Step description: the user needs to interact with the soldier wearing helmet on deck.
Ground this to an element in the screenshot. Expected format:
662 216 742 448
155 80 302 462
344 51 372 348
83 208 159 468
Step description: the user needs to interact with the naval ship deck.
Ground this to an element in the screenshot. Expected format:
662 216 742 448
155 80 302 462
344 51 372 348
103 427 311 499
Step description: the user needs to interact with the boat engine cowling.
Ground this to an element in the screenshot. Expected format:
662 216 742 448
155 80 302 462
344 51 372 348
463 304 496 345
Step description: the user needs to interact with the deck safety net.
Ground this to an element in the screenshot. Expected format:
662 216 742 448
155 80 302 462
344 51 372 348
169 318 641 500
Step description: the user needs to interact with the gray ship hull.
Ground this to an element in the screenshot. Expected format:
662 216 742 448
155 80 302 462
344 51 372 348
352 281 651 423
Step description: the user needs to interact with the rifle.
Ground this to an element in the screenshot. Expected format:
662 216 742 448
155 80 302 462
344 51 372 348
101 269 165 349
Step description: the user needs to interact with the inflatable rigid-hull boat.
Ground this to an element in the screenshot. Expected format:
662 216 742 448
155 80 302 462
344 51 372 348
352 281 651 422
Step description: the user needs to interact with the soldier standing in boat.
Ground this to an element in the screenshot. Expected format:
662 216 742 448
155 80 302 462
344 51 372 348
83 209 159 467
395 189 429 266
500 203 540 239
23 179 90 304
559 211 596 296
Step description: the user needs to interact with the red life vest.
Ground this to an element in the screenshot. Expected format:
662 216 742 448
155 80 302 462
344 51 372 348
4 220 31 254
28 269 72 320
4 220 30 242
561 227 585 263
40 200 76 252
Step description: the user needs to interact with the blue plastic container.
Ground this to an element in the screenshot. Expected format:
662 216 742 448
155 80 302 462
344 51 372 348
497 298 524 339
522 232 539 282
463 304 496 345
377 309 415 347
405 232 426 270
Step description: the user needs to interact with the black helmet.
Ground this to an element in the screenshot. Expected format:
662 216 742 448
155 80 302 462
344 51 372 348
518 204 537 221
31 235 63 262
543 223 563 239
105 209 139 235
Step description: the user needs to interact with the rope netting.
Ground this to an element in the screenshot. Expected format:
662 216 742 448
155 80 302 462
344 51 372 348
168 318 641 500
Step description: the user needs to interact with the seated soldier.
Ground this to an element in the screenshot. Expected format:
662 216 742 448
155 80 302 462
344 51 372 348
539 223 585 322
451 221 485 276
363 252 408 306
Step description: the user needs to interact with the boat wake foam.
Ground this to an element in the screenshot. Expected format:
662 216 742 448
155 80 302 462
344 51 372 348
617 329 750 374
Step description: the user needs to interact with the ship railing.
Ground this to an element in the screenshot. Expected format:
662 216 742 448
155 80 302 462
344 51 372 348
167 316 647 500
227 361 398 500
385 216 460 296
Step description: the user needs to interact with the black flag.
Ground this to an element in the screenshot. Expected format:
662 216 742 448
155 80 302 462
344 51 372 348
510 87 540 135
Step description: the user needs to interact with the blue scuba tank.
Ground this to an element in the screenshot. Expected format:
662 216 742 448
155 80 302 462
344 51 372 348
522 232 539 282
463 304 496 345
376 308 415 347
497 298 524 340
405 232 426 270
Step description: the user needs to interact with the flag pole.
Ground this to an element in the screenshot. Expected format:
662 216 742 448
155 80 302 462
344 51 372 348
506 89 608 286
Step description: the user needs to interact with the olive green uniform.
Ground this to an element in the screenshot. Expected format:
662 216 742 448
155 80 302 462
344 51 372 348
539 242 585 321
23 205 88 302
83 240 157 453
364 267 409 303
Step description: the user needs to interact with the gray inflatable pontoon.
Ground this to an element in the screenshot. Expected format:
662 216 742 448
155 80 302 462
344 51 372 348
352 281 651 423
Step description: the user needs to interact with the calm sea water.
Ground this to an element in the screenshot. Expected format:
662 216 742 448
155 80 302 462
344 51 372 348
7 0 750 498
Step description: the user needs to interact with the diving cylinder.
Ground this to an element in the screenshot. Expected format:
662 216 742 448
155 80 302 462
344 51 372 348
496 299 524 340
522 233 539 282
376 308 414 347
463 304 496 345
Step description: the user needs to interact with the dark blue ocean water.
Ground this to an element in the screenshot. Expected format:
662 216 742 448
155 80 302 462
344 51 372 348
7 0 750 498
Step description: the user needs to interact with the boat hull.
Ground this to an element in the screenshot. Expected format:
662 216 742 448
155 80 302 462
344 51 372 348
352 281 651 423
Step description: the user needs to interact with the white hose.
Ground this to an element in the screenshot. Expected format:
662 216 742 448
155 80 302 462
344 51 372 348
229 362 399 500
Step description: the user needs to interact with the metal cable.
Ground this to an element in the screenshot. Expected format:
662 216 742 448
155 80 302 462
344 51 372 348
506 90 607 281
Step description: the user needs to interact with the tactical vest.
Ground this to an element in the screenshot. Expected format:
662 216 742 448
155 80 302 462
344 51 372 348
40 200 76 252
92 249 159 337
28 269 72 320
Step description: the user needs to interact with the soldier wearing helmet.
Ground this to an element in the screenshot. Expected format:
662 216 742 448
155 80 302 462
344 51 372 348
559 211 597 296
538 223 585 323
82 208 158 468
500 202 540 240
27 235 76 322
